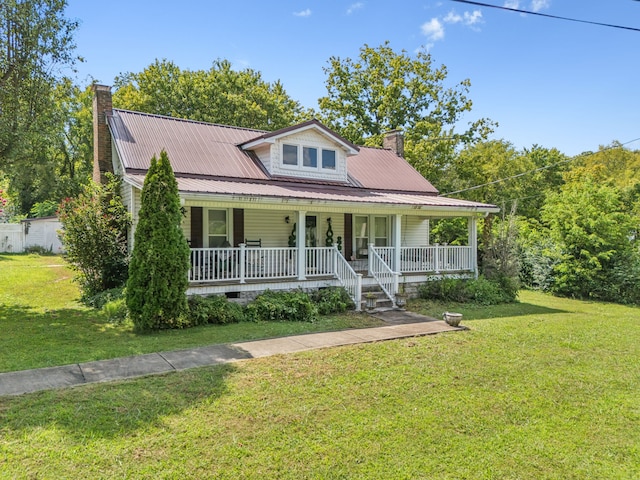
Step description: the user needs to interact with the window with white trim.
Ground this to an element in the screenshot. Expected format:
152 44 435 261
206 209 228 248
282 143 336 171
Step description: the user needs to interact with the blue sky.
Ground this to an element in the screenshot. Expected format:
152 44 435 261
65 1 640 156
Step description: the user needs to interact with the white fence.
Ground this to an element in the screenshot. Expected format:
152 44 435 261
0 218 64 253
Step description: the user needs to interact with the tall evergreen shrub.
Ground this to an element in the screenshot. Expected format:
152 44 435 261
126 150 190 330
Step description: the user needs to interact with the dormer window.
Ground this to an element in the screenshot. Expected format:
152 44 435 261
282 144 336 171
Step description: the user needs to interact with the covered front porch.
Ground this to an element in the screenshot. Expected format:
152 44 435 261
186 209 481 310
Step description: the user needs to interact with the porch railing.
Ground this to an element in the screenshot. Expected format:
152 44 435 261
334 246 362 311
305 247 335 277
189 245 297 283
369 244 398 305
189 244 476 284
396 245 474 274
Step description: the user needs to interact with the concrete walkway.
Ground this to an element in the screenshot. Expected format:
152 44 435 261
0 312 461 397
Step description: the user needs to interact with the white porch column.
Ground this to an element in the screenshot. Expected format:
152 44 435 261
393 214 402 273
468 217 478 279
297 210 306 280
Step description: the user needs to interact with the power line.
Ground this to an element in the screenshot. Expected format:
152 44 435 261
451 0 640 32
441 137 640 196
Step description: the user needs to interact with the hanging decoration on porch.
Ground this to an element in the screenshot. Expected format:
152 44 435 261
325 218 334 247
288 223 296 247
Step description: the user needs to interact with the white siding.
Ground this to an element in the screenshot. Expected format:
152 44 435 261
253 144 272 173
269 129 349 183
402 216 430 246
243 210 345 248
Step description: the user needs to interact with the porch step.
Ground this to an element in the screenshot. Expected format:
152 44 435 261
361 284 394 310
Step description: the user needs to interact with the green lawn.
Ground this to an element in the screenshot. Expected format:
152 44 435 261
1 254 639 478
0 254 382 373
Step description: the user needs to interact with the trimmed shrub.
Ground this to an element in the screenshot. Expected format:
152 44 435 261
126 150 190 331
312 287 354 314
246 290 318 323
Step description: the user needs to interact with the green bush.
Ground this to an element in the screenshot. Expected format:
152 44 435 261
84 287 125 310
418 276 517 306
465 276 517 305
418 278 470 303
58 174 131 300
101 298 128 323
187 295 246 326
246 290 318 323
312 287 354 314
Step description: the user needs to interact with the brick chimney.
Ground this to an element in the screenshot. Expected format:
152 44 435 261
92 84 113 184
383 129 404 157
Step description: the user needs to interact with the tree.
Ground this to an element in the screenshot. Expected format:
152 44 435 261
318 42 495 184
126 150 190 330
114 59 306 131
58 174 131 300
541 174 637 300
4 80 94 215
0 0 79 166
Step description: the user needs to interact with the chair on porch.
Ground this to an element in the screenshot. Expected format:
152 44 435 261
244 238 261 247
244 239 264 276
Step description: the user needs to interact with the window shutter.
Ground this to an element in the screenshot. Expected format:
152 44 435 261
190 207 203 248
344 213 353 259
233 209 244 247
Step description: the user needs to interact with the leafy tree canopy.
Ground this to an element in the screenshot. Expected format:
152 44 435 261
541 173 636 299
3 79 94 215
113 59 307 131
0 0 79 166
318 42 495 183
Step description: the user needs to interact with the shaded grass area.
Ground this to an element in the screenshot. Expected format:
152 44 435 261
0 254 382 373
1 290 639 478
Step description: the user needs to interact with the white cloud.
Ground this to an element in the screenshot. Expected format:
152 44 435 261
347 2 364 15
293 9 312 17
444 11 463 24
503 0 519 8
530 0 550 12
422 9 482 44
444 9 482 26
462 10 482 25
421 18 445 42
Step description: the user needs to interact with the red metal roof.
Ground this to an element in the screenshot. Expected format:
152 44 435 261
109 110 270 180
347 147 438 194
109 109 495 212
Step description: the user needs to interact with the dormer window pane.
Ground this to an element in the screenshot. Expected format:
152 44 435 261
303 147 317 168
322 149 336 169
283 144 298 165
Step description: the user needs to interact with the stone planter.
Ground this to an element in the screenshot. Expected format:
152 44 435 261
443 312 463 327
395 293 407 308
365 294 377 310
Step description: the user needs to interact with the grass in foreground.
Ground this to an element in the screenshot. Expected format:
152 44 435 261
0 254 382 373
1 290 639 478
